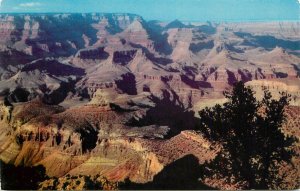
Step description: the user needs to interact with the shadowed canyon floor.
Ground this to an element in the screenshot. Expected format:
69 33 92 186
0 13 299 190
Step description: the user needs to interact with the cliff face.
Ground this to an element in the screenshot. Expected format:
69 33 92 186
1 99 299 189
0 14 299 110
0 13 300 190
246 78 300 106
0 99 219 184
0 13 140 53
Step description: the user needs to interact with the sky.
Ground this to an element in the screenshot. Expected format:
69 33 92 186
0 0 299 21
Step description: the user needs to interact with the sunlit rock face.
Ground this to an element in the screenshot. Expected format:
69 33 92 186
0 14 299 107
0 13 299 189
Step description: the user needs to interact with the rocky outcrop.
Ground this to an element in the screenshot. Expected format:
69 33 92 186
76 47 109 61
0 13 141 56
0 13 299 109
121 19 154 50
246 78 300 106
0 13 300 190
0 99 219 184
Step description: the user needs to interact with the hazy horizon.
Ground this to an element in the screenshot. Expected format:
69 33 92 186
0 0 299 22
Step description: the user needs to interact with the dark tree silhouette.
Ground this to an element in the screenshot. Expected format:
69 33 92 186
198 81 295 189
0 160 48 190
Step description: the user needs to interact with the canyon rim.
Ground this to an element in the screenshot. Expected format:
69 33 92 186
0 0 299 190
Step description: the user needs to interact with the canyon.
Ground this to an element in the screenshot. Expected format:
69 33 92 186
0 13 299 190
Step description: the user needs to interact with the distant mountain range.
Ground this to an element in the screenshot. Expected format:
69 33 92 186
0 13 299 107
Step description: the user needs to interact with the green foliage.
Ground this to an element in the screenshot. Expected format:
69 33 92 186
71 175 78 179
82 175 103 190
198 81 295 189
62 182 69 189
53 177 59 187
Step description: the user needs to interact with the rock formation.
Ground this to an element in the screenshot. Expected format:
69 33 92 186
0 13 299 190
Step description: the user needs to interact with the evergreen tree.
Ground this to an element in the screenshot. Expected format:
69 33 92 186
198 81 294 189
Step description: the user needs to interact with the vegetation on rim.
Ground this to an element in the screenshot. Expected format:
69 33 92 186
198 81 296 189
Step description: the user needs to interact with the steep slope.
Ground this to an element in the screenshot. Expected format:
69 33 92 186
0 13 300 190
0 13 141 57
0 58 84 104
